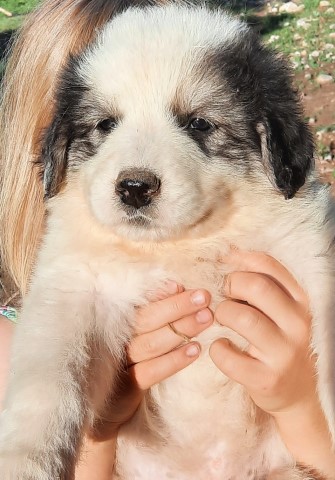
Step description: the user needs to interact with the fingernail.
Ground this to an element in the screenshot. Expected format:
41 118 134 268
164 280 181 294
186 343 200 357
196 309 212 324
191 290 206 306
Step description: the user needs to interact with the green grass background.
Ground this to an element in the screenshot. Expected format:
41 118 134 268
0 0 38 30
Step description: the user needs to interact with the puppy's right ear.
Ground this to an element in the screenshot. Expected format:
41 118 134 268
40 116 71 199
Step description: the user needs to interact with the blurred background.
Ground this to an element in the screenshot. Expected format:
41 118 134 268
0 0 334 185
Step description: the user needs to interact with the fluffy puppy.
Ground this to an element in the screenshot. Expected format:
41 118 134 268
0 3 334 479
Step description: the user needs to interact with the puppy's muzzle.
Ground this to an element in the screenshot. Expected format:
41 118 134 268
115 169 161 209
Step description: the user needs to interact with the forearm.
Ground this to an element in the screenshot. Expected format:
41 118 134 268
275 400 335 479
75 435 117 480
0 319 14 411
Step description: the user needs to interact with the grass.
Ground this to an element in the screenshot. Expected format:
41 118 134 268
0 0 334 86
0 0 38 31
263 0 335 72
1 0 38 16
0 15 23 31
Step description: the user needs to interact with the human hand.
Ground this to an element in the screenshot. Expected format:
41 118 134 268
209 250 335 476
91 282 213 440
209 250 315 417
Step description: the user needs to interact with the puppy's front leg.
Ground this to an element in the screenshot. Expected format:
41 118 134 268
0 283 98 480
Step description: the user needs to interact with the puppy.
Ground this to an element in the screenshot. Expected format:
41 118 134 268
0 3 334 479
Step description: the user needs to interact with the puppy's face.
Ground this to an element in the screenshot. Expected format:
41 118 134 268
42 6 314 242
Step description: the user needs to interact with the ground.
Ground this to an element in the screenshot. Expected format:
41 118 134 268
301 66 335 187
256 0 335 190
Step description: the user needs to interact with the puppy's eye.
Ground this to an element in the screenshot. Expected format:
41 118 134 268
189 118 213 132
97 118 118 133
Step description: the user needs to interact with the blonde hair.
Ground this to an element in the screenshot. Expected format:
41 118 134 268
0 0 155 297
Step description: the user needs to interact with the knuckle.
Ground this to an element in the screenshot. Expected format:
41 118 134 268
238 308 260 330
136 363 154 390
142 337 158 357
256 252 274 270
215 300 232 323
170 299 184 316
249 275 273 298
260 372 282 394
244 251 274 273
126 341 138 362
170 348 184 371
134 306 152 332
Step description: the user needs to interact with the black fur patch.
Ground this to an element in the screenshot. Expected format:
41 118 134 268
40 0 164 199
41 9 314 200
208 30 314 198
40 54 120 198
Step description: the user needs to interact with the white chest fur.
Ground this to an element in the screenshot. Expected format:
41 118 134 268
5 185 333 480
70 203 334 479
104 253 287 479
73 226 332 478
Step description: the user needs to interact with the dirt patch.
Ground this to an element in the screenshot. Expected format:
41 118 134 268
295 62 335 190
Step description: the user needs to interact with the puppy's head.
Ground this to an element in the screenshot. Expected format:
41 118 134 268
41 5 314 241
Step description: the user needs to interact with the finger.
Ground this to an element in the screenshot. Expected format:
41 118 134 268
146 280 185 302
128 308 212 364
130 342 201 390
209 338 266 389
223 271 308 335
222 250 307 304
215 300 283 358
135 289 211 334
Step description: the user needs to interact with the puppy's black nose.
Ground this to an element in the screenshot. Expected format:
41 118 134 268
115 169 161 209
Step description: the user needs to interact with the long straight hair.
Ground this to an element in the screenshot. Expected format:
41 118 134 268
0 0 161 297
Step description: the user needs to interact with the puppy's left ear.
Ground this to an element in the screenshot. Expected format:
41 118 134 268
256 104 314 200
40 115 70 199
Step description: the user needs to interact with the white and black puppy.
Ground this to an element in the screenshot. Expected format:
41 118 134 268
0 3 334 479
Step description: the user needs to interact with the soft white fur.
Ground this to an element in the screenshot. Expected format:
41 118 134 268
0 5 334 479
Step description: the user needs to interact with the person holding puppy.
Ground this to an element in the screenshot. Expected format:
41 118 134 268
0 1 334 479
1 251 334 479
